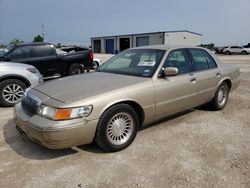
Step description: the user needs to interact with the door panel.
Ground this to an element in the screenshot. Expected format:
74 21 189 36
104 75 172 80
29 56 58 77
154 49 198 119
154 75 198 119
188 48 221 103
195 68 221 103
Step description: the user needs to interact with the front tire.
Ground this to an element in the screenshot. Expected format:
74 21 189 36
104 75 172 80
95 104 139 152
209 83 229 110
0 79 27 107
224 51 231 55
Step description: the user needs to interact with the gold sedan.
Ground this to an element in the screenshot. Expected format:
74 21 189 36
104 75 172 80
14 45 240 152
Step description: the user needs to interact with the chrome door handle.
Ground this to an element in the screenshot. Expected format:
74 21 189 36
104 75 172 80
216 72 221 77
190 77 196 82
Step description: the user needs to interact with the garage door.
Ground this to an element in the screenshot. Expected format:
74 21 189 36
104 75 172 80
106 39 114 54
136 36 149 47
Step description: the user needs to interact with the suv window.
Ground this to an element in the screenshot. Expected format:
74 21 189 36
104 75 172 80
9 46 31 59
231 46 240 49
189 49 209 71
164 49 191 74
32 45 55 57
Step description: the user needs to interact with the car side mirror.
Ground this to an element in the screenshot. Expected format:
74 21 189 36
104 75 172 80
163 67 178 76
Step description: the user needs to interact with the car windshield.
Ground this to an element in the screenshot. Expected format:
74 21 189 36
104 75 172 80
98 49 165 77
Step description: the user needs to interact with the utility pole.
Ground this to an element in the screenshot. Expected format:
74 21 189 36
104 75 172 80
41 24 45 41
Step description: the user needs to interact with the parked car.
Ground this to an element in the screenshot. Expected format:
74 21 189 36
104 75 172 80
0 62 43 107
0 42 94 79
223 46 249 55
14 45 240 152
214 46 228 54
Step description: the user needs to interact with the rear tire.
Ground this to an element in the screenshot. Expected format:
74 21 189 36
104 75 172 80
95 104 139 152
209 82 229 110
0 79 27 107
92 61 99 69
242 51 248 55
68 63 82 75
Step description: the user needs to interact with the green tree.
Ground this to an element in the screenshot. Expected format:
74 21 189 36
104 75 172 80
33 35 44 42
56 43 62 48
9 39 24 46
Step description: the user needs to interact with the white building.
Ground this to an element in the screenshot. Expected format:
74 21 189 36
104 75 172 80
91 30 202 54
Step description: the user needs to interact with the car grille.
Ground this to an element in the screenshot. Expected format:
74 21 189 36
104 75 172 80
21 95 40 116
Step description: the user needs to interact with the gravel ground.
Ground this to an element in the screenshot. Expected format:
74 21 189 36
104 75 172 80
0 55 249 188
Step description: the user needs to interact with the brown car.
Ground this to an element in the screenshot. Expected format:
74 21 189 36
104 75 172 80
14 45 240 152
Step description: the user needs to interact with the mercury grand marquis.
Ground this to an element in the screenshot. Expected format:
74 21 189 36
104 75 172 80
14 45 240 152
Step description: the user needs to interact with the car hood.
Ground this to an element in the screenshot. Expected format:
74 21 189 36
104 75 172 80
0 61 34 69
33 72 148 103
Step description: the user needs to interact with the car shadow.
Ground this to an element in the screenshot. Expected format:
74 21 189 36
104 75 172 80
3 106 209 159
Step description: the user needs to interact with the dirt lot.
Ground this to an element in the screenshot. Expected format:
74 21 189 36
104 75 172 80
0 55 249 188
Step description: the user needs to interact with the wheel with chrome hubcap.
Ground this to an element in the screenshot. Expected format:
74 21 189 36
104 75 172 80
0 79 27 107
210 82 229 110
95 104 139 152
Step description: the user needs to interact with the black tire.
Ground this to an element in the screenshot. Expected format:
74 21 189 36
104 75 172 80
95 104 139 152
0 79 27 107
92 61 99 69
242 51 248 55
209 82 229 110
68 63 82 75
224 51 231 55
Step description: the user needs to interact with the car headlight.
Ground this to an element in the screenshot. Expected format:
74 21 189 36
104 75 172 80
38 105 93 120
27 67 39 74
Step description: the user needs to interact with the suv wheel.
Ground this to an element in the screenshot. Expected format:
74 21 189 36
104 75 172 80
209 82 229 110
0 79 27 107
224 51 231 55
95 104 139 152
242 51 248 55
68 63 82 75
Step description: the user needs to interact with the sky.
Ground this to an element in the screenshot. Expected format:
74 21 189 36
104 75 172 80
0 0 250 46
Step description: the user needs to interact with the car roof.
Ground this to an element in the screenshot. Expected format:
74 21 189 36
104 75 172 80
129 45 204 51
15 42 52 47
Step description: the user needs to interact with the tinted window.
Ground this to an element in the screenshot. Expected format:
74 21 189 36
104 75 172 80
231 46 240 49
203 51 217 68
32 45 54 57
189 49 209 71
9 46 31 59
164 49 191 74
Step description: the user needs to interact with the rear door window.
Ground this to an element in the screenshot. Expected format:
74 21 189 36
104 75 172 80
32 45 55 58
203 51 217 69
164 49 191 74
189 49 209 71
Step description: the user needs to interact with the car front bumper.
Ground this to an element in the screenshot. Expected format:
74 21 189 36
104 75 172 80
14 103 98 149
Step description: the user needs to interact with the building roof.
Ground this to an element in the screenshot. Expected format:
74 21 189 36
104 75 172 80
91 30 202 39
129 44 202 51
